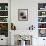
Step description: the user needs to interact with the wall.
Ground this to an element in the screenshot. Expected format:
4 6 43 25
11 0 46 46
11 0 46 30
0 0 8 3
11 0 38 30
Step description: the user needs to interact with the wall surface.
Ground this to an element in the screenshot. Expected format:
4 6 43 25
11 0 46 46
11 0 38 30
11 0 46 30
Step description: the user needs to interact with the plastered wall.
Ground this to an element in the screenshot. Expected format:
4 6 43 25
11 0 46 46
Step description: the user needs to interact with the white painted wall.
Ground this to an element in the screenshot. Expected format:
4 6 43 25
11 0 46 46
11 0 38 30
11 0 46 30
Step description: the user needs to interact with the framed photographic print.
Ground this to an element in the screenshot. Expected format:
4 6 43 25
18 9 28 21
38 29 46 37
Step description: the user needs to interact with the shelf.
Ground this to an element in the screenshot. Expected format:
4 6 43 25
0 22 8 23
0 10 8 11
38 37 46 38
38 22 46 23
0 3 8 37
38 15 46 17
38 28 46 29
38 3 46 37
38 10 46 11
0 16 8 17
